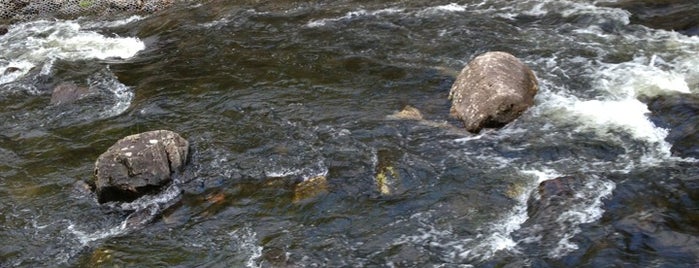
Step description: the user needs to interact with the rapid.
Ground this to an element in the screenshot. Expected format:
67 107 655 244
0 0 698 266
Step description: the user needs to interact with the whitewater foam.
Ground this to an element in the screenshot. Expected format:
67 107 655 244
306 8 404 27
0 20 145 85
229 226 263 268
547 178 615 257
89 70 135 117
417 3 469 15
67 221 128 246
264 160 328 182
534 48 698 166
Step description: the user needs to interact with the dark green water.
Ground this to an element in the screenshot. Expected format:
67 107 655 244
1 0 698 267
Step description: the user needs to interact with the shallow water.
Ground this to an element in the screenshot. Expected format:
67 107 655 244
1 0 698 267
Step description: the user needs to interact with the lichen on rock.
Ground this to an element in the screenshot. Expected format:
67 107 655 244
92 130 189 203
449 51 538 133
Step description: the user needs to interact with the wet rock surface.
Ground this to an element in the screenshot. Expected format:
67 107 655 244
50 82 92 106
599 0 699 36
448 51 538 133
646 93 699 158
525 176 587 222
601 168 699 264
93 130 189 203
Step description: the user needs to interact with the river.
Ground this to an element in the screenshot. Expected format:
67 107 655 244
1 0 698 267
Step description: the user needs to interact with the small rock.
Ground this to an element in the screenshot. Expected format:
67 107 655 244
527 176 585 218
3 67 20 75
72 180 94 197
388 105 424 120
93 130 189 203
50 82 91 105
0 27 7 36
293 175 328 203
376 166 397 195
449 51 538 133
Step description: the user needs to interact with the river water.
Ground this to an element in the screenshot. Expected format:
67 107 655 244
1 0 698 267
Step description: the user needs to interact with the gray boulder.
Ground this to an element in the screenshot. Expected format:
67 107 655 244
448 51 538 133
93 130 188 203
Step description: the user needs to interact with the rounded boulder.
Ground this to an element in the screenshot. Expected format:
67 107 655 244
448 51 538 133
93 130 189 203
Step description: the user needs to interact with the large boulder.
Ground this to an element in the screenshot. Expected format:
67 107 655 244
93 130 188 203
448 51 538 133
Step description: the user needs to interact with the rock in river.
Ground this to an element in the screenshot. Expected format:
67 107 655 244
448 51 538 133
526 176 586 220
599 0 699 36
50 82 91 105
93 130 189 203
646 93 699 158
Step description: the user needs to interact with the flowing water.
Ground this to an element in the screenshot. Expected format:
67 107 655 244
1 0 698 267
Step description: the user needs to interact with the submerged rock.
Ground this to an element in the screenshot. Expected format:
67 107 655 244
526 176 586 219
646 93 699 158
599 0 699 36
93 130 189 203
50 82 91 105
388 105 424 120
292 175 328 203
448 51 538 133
0 26 7 36
3 66 20 75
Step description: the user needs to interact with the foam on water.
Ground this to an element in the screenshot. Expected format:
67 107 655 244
67 220 128 246
457 168 563 260
417 3 469 15
229 227 263 268
67 183 182 247
306 8 404 27
89 69 135 117
545 178 616 257
83 15 145 29
264 160 328 182
536 52 699 166
570 98 669 144
0 20 145 86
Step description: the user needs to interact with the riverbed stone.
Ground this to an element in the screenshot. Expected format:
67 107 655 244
526 176 586 219
93 130 189 203
448 51 538 133
599 0 699 36
292 175 328 203
388 105 424 120
646 93 699 158
50 82 91 105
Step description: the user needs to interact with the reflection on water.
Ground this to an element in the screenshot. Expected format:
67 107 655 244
1 0 698 266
